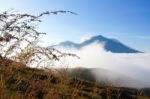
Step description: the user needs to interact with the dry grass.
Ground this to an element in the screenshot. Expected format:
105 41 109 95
0 10 150 99
0 58 150 99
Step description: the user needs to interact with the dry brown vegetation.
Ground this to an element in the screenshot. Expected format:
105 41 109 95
0 10 150 99
0 62 150 99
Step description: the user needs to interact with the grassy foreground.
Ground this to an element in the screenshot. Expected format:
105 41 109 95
0 59 150 99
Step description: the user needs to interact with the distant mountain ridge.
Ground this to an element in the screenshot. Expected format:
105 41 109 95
52 35 140 53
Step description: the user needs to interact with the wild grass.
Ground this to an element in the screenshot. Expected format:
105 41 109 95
0 10 149 99
0 58 150 99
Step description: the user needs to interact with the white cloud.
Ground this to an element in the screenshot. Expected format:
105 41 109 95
55 42 150 88
80 35 93 43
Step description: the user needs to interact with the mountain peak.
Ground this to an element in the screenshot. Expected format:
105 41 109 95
81 35 108 46
52 35 141 53
88 35 108 41
57 41 80 48
92 35 107 39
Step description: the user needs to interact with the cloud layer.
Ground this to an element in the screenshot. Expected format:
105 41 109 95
55 42 150 88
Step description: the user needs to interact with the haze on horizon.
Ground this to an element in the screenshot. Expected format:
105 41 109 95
54 42 150 88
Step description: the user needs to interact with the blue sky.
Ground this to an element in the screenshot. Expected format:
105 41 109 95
0 0 150 52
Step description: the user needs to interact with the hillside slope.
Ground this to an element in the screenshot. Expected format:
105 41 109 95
0 58 150 99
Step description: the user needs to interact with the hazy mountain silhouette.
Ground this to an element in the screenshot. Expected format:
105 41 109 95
53 35 140 53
